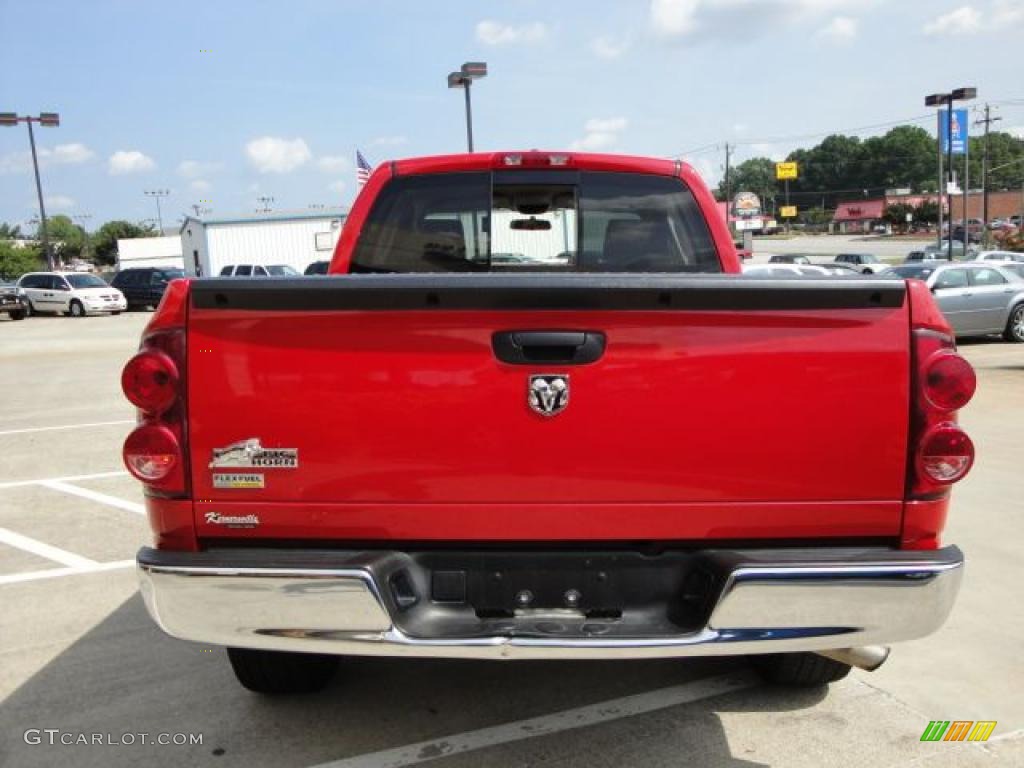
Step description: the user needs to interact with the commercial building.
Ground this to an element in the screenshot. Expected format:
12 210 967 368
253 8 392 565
180 208 347 277
115 235 184 271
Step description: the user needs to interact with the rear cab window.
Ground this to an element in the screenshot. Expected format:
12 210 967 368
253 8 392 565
351 171 720 273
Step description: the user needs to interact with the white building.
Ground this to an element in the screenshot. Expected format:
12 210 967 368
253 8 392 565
180 209 347 277
116 235 184 270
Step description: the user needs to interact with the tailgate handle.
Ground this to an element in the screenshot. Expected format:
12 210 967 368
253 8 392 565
492 331 606 365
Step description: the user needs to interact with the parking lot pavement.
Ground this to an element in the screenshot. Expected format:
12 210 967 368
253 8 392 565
1 314 1022 767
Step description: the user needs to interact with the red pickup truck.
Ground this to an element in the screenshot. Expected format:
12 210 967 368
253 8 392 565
126 151 975 694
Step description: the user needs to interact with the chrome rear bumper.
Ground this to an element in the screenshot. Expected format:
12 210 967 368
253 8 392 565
136 546 963 660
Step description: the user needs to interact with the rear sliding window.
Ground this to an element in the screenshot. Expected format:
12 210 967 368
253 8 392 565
351 171 720 273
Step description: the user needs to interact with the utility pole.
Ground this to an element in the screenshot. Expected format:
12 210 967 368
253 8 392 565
72 213 92 263
256 195 274 213
975 104 1001 244
723 143 732 209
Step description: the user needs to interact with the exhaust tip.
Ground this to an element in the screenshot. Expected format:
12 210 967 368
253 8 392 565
818 645 890 672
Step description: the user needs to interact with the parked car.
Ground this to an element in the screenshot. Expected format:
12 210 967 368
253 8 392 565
905 249 952 263
924 241 978 260
889 262 1024 341
304 260 330 275
742 264 829 277
834 253 888 274
128 150 972 694
219 264 301 277
17 272 126 317
110 267 186 310
0 281 29 320
974 250 1024 263
999 262 1024 280
819 262 866 276
767 254 810 264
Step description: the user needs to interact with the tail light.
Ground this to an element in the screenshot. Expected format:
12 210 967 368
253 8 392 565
121 350 179 414
908 329 976 499
124 424 180 483
918 424 974 483
122 280 190 497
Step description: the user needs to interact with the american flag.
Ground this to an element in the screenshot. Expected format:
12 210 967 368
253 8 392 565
356 150 372 188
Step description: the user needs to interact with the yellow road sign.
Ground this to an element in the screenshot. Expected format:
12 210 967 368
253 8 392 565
776 162 798 180
780 205 798 218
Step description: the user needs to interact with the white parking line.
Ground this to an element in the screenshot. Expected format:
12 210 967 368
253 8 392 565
309 671 759 768
0 527 97 568
0 470 128 490
0 559 135 586
0 419 134 437
40 480 145 516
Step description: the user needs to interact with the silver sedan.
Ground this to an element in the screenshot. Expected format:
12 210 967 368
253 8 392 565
890 262 1024 342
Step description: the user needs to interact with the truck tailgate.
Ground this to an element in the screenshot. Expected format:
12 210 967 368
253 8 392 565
186 275 910 541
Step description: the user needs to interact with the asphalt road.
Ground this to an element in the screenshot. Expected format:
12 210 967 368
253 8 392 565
1 310 1022 768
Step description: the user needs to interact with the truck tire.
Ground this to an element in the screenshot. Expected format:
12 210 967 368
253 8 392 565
227 648 338 694
752 652 851 686
1005 304 1024 343
9 309 25 321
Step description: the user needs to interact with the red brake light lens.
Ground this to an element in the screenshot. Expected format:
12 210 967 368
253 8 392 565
122 350 178 415
918 424 975 484
123 424 180 482
924 352 976 412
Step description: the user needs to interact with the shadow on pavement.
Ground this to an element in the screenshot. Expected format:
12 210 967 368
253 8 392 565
1 592 828 768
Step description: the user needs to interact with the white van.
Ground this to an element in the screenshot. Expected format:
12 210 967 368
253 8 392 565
17 272 127 317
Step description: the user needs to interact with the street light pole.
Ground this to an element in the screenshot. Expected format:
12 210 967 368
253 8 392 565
925 87 976 259
144 189 170 233
447 62 487 153
1 111 61 270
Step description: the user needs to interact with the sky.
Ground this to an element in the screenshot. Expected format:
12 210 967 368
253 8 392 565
2 0 1024 230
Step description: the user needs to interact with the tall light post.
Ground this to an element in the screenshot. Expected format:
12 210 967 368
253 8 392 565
925 88 976 260
144 189 170 233
1 111 60 269
447 62 487 152
72 213 92 263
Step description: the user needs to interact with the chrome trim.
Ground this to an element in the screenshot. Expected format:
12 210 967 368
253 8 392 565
137 548 963 661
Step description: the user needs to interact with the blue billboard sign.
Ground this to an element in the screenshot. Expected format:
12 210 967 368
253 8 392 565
940 109 969 155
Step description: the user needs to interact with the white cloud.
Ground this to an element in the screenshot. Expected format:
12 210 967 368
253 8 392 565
245 136 311 173
0 142 94 174
651 0 865 40
317 155 350 173
51 143 94 165
189 179 211 192
924 6 983 35
993 0 1024 26
177 159 223 178
328 180 346 195
570 117 628 151
816 15 858 41
370 135 409 147
108 150 156 175
651 0 700 37
1006 125 1024 139
44 195 76 209
591 35 631 59
475 20 547 45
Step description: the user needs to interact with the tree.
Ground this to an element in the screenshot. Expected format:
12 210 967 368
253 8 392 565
915 200 940 225
883 203 916 232
36 215 87 263
716 157 777 210
0 222 23 240
860 126 936 193
0 241 43 279
91 220 156 266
